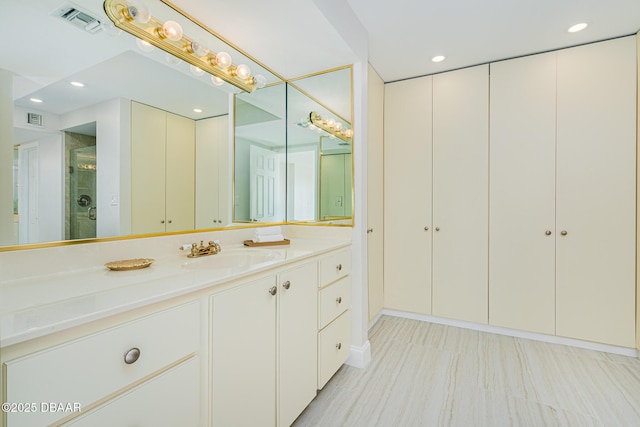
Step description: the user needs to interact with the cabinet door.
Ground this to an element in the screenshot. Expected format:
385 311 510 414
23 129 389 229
165 112 195 232
64 357 200 427
432 65 489 324
211 276 277 427
383 76 433 314
367 64 385 321
195 115 228 228
131 102 166 234
556 37 636 347
278 263 318 427
489 53 557 334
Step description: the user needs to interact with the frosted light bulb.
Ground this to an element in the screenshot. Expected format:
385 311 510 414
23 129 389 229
136 38 154 52
127 1 150 23
253 74 266 89
190 40 208 57
215 51 232 68
211 76 224 86
344 129 353 138
190 65 204 76
162 20 183 41
334 122 342 131
326 118 336 128
235 64 251 80
165 53 180 65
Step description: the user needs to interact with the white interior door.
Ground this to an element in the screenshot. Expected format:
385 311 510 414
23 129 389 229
489 53 557 335
250 144 279 222
18 142 38 244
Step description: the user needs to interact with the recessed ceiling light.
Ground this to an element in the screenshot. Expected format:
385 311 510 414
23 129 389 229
70 81 85 87
432 55 445 63
193 108 203 113
568 22 588 33
30 98 43 103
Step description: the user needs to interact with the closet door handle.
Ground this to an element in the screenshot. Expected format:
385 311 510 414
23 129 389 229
268 286 277 296
283 281 291 290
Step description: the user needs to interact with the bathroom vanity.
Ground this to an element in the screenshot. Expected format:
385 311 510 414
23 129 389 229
0 236 352 426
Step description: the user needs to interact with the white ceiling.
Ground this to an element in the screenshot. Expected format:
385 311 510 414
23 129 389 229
346 0 640 82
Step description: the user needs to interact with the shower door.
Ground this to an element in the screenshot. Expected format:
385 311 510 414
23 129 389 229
70 146 97 240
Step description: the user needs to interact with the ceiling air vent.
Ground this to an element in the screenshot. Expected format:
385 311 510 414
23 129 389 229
27 113 44 127
53 3 103 34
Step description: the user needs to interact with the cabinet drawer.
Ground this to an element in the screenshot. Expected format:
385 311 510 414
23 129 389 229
3 301 199 427
319 248 351 288
318 310 351 389
318 277 350 329
63 356 200 426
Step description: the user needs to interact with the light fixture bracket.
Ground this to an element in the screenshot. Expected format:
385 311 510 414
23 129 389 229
103 0 256 92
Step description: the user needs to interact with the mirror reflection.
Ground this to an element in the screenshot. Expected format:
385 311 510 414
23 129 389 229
232 67 353 225
0 0 353 250
285 67 353 224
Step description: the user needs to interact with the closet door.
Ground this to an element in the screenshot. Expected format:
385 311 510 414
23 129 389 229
489 53 557 334
367 65 385 321
556 37 636 347
165 112 195 232
383 76 433 314
131 102 166 234
432 65 489 324
196 115 228 228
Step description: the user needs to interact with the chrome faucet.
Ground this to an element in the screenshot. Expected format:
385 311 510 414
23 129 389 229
184 240 221 258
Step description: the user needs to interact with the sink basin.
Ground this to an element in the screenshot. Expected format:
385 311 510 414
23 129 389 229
181 250 280 271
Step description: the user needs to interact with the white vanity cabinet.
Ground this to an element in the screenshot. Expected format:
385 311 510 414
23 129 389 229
211 261 319 427
1 242 351 427
2 301 200 427
317 248 351 389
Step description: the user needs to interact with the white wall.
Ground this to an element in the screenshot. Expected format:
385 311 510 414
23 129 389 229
36 135 63 242
288 149 318 220
0 70 15 245
60 98 131 238
311 0 370 367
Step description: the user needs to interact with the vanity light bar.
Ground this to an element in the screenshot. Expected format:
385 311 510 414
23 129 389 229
308 112 353 143
103 0 257 92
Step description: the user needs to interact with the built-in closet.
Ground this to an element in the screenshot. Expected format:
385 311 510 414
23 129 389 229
383 36 637 348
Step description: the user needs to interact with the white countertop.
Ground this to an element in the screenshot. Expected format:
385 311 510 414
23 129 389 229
0 238 350 347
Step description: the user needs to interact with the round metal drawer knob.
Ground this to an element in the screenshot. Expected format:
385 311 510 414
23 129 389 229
336 343 342 350
424 227 429 231
435 227 440 232
336 264 342 272
124 347 141 365
283 280 291 290
560 230 568 236
545 230 552 236
336 297 342 304
268 286 277 296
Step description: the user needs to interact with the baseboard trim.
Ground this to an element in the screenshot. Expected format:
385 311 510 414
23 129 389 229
381 309 638 358
345 340 371 368
368 311 383 331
